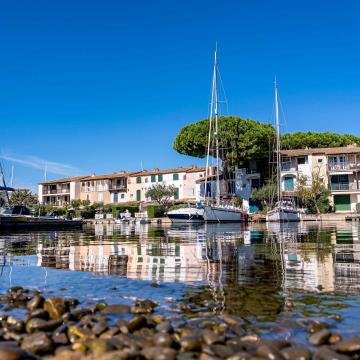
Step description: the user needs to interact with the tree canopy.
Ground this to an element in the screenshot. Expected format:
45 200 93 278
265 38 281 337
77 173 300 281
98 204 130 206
145 184 177 208
9 189 38 208
173 117 360 170
281 131 360 150
173 116 275 170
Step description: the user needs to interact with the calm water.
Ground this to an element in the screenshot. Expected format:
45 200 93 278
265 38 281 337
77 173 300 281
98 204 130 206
1 221 360 343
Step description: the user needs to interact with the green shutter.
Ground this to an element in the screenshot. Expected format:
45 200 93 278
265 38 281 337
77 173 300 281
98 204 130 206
334 195 351 211
173 173 179 181
158 174 163 182
151 175 156 182
174 187 179 200
136 176 141 184
136 189 141 201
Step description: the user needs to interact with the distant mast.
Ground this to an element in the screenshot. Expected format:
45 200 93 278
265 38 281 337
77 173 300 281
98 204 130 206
274 79 282 203
205 45 221 206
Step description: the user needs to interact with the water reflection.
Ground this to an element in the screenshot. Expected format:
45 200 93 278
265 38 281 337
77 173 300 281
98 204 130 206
0 222 360 295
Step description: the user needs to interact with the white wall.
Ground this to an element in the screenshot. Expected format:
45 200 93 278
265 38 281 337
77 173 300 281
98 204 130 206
38 184 43 203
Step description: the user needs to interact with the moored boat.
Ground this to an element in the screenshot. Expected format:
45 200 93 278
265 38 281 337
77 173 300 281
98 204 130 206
203 204 248 223
266 80 300 223
0 206 84 229
167 206 205 223
201 46 248 223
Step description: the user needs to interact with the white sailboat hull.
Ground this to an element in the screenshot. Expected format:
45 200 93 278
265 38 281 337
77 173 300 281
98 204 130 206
167 207 205 223
203 205 248 223
266 208 300 222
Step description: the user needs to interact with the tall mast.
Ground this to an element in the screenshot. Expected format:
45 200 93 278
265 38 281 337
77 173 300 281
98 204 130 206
274 79 282 203
0 161 10 204
214 46 220 206
205 46 216 203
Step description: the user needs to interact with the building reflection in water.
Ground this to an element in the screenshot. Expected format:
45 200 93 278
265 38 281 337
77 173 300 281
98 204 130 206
34 222 360 294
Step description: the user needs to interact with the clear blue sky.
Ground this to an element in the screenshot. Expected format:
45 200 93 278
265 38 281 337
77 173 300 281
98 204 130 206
1 0 360 191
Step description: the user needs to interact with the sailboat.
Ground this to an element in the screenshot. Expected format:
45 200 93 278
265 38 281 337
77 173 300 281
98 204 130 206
202 47 248 223
266 80 300 222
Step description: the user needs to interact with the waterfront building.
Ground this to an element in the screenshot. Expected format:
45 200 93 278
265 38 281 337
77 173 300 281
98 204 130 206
126 166 206 203
38 176 87 206
79 172 136 205
280 145 360 212
38 166 205 206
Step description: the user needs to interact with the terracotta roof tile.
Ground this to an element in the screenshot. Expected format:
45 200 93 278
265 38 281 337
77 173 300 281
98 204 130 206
281 146 360 157
40 176 88 185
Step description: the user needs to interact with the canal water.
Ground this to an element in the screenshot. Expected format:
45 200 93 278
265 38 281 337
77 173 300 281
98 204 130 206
0 221 360 344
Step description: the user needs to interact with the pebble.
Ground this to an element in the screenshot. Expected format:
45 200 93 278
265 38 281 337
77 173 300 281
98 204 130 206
44 298 68 319
142 346 177 360
0 345 37 360
21 331 54 355
308 329 332 346
281 346 311 360
332 336 360 353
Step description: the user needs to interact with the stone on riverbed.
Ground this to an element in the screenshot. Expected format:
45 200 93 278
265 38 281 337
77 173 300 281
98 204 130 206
0 344 38 360
309 329 332 346
281 346 311 360
21 332 53 355
26 318 62 333
27 296 45 312
332 335 360 353
131 300 157 314
142 346 177 360
44 298 68 319
101 304 131 314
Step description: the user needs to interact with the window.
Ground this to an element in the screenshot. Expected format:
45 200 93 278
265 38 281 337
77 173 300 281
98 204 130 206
283 176 295 191
151 175 156 182
158 174 163 182
136 176 142 184
297 157 307 165
173 173 179 181
121 193 125 199
174 187 179 200
318 158 323 163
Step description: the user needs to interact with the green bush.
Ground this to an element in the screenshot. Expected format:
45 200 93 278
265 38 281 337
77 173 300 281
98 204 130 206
111 204 139 217
80 209 96 219
357 203 360 214
147 204 165 218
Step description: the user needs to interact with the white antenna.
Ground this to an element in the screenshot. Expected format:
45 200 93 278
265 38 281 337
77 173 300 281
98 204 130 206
140 160 144 171
44 162 48 182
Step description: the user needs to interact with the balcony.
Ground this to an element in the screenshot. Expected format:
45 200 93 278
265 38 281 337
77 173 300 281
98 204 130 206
329 163 360 172
43 188 70 195
330 183 359 191
109 184 126 191
281 163 297 172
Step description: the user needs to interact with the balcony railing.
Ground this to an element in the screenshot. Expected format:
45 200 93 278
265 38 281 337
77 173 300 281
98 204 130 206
109 184 126 190
281 163 297 172
43 189 70 195
329 163 360 171
330 183 359 191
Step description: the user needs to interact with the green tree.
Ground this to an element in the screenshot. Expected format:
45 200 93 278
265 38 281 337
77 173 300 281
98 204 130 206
251 182 275 208
70 199 82 209
173 118 360 175
295 175 331 214
281 132 360 150
145 184 177 209
173 116 275 170
9 189 39 208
